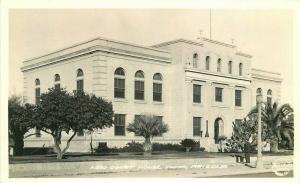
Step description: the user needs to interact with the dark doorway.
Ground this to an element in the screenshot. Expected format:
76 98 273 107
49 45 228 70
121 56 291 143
214 117 223 144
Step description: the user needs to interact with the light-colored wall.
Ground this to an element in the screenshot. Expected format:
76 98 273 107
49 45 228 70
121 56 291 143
22 38 282 152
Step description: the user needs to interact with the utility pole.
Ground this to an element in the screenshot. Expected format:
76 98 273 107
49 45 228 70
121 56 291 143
256 94 263 169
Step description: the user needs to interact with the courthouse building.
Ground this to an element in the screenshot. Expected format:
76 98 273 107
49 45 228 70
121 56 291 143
21 36 282 152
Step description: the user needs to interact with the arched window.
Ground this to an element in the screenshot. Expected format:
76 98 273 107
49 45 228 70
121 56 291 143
206 56 210 70
35 78 40 86
217 58 222 72
239 63 243 76
153 73 163 102
76 69 84 92
193 53 198 68
256 88 262 95
35 78 41 137
54 74 61 90
267 89 272 105
228 61 232 74
77 69 84 77
135 70 145 100
114 67 125 98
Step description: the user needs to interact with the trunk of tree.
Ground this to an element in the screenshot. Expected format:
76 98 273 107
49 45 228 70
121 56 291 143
270 139 279 153
12 133 24 156
52 131 77 159
90 134 94 154
143 137 152 156
53 136 63 159
281 129 294 149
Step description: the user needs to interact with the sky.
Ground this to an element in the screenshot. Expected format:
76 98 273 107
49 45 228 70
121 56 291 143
9 9 293 104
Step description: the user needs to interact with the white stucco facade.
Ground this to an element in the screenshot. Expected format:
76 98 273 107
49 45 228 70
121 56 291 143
21 36 282 152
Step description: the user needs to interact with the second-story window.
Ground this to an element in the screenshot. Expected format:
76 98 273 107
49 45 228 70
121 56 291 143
206 56 210 70
256 88 262 95
135 70 145 100
215 87 223 102
35 78 41 105
54 74 61 90
193 84 201 103
76 69 84 92
228 61 232 74
35 78 41 137
114 67 125 98
153 73 162 102
239 63 243 76
193 53 198 68
217 58 222 72
267 89 272 105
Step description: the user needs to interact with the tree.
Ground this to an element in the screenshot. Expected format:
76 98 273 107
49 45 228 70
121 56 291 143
33 88 114 159
8 95 35 155
225 117 257 153
126 114 169 155
248 102 293 152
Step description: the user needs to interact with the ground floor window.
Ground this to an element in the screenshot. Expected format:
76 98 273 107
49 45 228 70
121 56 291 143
35 128 41 137
215 87 223 102
114 114 126 136
193 117 202 137
235 90 242 106
135 80 144 100
77 129 84 136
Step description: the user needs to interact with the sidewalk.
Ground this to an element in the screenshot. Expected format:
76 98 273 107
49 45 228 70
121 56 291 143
9 154 293 178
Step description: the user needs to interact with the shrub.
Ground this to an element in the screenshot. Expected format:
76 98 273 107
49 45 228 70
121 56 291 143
152 143 184 151
180 138 198 148
120 141 144 152
94 140 205 153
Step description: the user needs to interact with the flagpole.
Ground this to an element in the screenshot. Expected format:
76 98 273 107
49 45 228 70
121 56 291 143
210 8 212 39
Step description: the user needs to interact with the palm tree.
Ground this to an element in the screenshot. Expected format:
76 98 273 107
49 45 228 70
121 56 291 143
248 102 293 152
127 114 169 155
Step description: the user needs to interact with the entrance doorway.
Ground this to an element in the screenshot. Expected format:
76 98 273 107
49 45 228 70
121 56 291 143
214 117 224 144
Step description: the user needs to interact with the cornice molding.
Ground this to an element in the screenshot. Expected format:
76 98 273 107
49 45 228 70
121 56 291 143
185 68 252 82
152 38 204 48
236 52 252 58
21 45 172 72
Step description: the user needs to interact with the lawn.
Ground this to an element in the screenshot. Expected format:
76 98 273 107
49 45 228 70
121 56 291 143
9 150 293 164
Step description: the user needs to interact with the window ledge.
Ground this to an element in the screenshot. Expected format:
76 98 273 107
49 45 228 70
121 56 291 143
193 103 204 107
114 98 128 103
211 104 229 108
134 100 147 104
235 106 244 110
153 101 164 105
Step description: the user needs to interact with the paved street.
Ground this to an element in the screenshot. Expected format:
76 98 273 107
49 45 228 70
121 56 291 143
212 171 294 178
9 153 294 178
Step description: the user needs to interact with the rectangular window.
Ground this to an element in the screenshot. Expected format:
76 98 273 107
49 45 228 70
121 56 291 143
134 115 145 136
215 87 223 102
77 129 84 136
114 78 125 98
235 119 242 123
267 97 272 106
77 79 84 92
235 90 242 106
135 80 144 100
55 84 60 90
193 84 201 103
114 114 126 136
153 83 162 102
193 117 202 137
155 116 163 136
35 88 41 105
35 128 41 137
